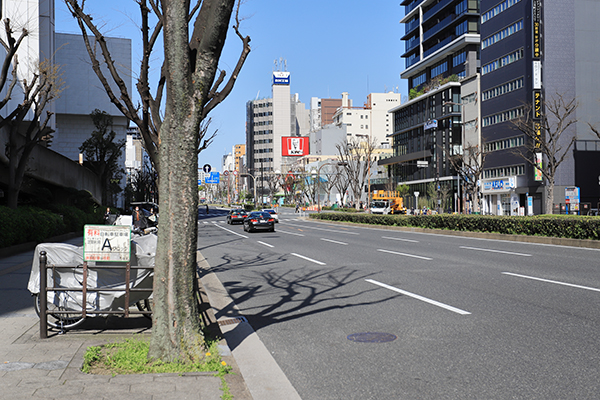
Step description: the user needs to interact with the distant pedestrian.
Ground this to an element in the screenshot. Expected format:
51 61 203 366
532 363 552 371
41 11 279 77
133 206 144 230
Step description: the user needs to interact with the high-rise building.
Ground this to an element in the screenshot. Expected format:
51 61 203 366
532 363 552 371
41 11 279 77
479 0 600 215
383 0 481 211
245 70 309 198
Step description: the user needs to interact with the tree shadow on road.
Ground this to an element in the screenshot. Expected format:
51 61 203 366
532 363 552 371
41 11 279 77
199 252 400 350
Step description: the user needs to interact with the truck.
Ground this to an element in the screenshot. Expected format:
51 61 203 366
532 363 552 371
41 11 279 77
370 190 406 214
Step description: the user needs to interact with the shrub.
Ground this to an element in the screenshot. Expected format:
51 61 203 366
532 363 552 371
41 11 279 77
309 213 600 241
0 204 103 248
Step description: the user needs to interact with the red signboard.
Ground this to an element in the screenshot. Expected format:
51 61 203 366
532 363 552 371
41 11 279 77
282 136 309 157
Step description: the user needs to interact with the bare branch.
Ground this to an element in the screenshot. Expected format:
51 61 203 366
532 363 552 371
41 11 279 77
201 1 251 118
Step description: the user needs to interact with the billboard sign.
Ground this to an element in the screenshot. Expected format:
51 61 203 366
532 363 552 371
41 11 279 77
282 136 309 156
424 119 438 130
273 71 290 85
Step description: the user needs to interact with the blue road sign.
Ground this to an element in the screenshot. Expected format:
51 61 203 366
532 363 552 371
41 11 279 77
203 164 211 173
205 171 220 184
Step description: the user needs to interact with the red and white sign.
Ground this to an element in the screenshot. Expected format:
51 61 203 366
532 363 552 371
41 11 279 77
282 136 309 156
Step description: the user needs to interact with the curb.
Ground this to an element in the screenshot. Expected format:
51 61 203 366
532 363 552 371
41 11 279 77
306 217 600 249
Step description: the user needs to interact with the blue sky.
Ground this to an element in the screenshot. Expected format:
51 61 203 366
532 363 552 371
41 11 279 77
55 1 407 172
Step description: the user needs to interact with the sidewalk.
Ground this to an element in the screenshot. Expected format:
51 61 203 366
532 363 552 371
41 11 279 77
0 236 300 400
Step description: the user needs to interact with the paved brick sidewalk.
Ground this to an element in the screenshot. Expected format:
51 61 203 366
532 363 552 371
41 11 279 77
0 238 251 400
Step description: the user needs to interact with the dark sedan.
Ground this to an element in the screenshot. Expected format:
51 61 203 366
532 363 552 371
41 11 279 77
243 211 275 233
227 209 247 224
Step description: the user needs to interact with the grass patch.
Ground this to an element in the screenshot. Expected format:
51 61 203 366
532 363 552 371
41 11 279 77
82 336 232 399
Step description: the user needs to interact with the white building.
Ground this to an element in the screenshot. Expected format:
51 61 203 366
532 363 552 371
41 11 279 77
332 92 401 146
0 0 131 206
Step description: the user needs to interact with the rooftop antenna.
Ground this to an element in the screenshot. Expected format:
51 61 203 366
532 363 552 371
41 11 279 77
256 90 260 100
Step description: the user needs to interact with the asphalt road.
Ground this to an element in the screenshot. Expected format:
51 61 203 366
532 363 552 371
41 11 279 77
198 208 600 399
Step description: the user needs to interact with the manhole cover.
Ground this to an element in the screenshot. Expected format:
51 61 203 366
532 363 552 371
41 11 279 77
347 332 397 343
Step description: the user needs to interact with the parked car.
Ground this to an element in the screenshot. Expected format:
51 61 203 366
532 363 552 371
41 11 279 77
261 208 279 223
227 209 247 224
243 211 275 233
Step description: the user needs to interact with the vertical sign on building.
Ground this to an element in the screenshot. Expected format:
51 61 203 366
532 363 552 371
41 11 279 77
532 0 542 59
532 0 543 185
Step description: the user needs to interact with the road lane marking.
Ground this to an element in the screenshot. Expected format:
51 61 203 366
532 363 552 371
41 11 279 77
366 279 471 315
257 241 274 248
320 238 348 245
278 230 305 237
377 249 432 260
213 224 249 238
460 246 531 257
291 253 326 265
280 223 359 235
502 272 600 293
382 236 419 243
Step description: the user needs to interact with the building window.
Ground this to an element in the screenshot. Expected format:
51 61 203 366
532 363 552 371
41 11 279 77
482 107 524 127
453 51 467 67
483 164 525 179
481 48 524 75
482 20 523 49
413 72 427 88
484 135 525 152
431 61 448 78
482 77 524 101
481 0 522 24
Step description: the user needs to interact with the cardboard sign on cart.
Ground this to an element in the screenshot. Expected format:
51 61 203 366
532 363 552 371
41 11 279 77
83 225 131 262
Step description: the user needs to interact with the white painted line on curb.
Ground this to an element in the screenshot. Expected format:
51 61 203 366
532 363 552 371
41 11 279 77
257 241 274 248
461 246 531 257
377 248 432 260
502 272 600 292
382 236 419 243
291 253 326 265
320 238 348 245
366 279 471 315
213 224 248 239
278 230 305 237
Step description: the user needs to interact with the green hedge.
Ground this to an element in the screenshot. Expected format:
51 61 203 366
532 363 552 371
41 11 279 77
0 205 102 248
309 213 600 241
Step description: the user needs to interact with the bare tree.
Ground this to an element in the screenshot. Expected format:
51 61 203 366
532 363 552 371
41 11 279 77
65 0 251 362
0 19 64 209
332 163 350 206
336 138 377 209
64 0 249 171
322 168 341 206
265 172 279 204
445 142 487 214
510 93 578 214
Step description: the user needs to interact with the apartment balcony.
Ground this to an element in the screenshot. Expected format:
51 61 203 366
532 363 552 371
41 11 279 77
405 36 420 53
422 0 455 24
404 0 422 15
423 35 455 58
403 18 420 39
422 14 454 42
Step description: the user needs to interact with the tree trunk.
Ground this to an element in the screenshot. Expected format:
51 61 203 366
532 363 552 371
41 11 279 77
148 0 203 363
545 181 554 215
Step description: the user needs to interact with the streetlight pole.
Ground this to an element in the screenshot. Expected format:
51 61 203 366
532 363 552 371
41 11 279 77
241 173 257 210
